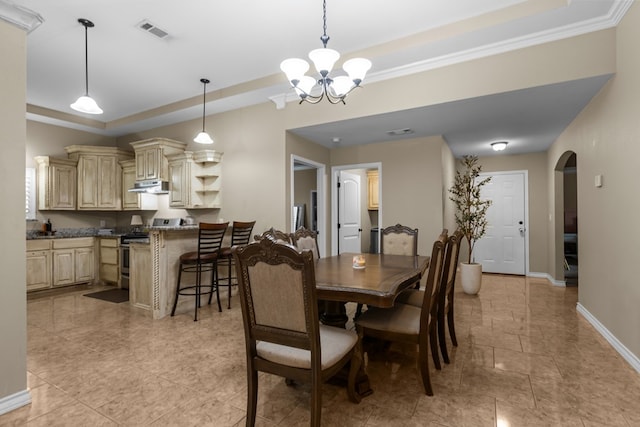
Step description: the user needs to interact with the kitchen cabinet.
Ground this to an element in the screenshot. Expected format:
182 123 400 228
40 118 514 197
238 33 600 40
65 145 134 210
34 156 77 210
130 242 152 312
52 237 95 287
130 138 187 182
99 238 120 286
120 159 158 211
167 150 222 209
26 240 52 291
367 170 379 210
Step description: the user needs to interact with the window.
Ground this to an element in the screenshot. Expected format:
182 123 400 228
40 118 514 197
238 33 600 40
26 168 36 220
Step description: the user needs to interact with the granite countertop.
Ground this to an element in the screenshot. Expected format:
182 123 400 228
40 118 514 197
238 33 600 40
147 225 198 232
27 227 127 240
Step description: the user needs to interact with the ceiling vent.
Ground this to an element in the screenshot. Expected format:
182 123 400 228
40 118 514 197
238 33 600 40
137 20 169 39
386 128 414 136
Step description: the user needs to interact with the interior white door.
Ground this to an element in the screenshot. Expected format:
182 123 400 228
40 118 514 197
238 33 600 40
338 171 362 254
473 172 526 275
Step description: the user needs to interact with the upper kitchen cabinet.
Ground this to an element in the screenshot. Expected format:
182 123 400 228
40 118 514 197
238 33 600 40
65 145 134 211
120 159 158 211
34 156 77 210
130 138 187 182
367 169 379 211
167 150 222 209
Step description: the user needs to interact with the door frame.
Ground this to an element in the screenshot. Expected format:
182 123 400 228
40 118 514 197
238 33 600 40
291 155 326 258
477 170 530 275
331 162 382 256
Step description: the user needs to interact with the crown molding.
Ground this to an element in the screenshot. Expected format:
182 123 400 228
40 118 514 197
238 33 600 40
0 0 43 33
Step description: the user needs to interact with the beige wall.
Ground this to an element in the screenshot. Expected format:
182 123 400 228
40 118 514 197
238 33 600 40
548 2 640 357
330 136 446 256
441 143 456 232
0 20 28 409
477 152 548 274
293 168 316 229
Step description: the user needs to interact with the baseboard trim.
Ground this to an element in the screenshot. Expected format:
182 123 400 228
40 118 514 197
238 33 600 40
0 389 31 416
527 272 566 287
576 303 640 374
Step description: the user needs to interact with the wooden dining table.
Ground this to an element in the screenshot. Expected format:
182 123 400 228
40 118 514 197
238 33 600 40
315 252 431 328
313 252 430 396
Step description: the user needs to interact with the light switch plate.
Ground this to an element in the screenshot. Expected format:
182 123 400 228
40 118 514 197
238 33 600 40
595 174 603 188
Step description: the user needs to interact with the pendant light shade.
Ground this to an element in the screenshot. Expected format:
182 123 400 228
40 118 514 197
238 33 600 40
194 78 213 145
70 18 103 115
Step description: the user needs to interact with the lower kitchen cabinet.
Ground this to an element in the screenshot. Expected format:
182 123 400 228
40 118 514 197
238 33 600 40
51 237 95 288
99 237 120 286
26 240 52 291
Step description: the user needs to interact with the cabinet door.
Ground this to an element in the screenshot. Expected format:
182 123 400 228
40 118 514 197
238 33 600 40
53 249 75 286
77 155 98 209
145 148 161 180
98 156 118 209
135 150 147 181
75 247 95 283
122 165 141 210
367 171 379 210
169 160 189 207
26 251 51 291
51 164 76 209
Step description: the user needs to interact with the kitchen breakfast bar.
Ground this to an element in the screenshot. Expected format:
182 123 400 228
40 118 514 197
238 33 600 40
129 225 205 319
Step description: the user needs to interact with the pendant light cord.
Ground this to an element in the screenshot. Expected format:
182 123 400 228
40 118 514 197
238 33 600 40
201 80 207 132
320 0 329 48
84 23 89 96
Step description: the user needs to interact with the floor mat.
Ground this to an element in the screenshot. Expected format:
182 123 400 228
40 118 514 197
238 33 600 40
84 289 129 303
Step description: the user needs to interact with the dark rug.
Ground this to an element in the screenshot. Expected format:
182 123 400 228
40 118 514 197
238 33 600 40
84 289 129 303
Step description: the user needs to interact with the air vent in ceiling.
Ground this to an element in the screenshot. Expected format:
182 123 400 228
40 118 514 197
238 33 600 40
386 128 414 136
137 20 169 39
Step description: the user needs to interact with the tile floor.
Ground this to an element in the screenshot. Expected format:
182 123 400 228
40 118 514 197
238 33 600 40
2 274 640 426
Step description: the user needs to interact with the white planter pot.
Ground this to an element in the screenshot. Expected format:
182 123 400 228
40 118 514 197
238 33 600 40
460 262 482 295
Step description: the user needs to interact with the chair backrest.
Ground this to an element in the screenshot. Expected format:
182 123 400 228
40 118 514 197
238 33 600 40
232 238 320 355
231 220 256 246
254 227 292 245
440 230 463 302
291 226 320 259
419 231 448 330
198 222 228 258
381 224 418 256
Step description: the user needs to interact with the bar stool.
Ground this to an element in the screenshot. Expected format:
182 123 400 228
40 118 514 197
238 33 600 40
217 220 255 309
171 222 228 321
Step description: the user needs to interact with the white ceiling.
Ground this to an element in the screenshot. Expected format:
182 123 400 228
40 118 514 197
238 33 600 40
7 0 631 156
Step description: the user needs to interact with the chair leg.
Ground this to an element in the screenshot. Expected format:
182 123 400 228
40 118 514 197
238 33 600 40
418 338 434 396
214 261 222 312
430 321 441 370
171 264 183 317
246 367 258 427
310 376 322 427
194 263 201 322
227 257 232 309
438 308 450 364
448 303 457 347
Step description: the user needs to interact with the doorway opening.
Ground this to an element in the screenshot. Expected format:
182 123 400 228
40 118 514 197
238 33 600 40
562 153 578 286
331 163 382 256
291 155 326 258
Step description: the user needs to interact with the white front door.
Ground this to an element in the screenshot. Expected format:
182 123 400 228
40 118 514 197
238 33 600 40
338 171 362 253
474 171 526 275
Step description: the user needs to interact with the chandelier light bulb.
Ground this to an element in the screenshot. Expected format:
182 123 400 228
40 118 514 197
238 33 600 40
280 58 310 84
330 76 354 97
308 48 340 76
343 58 372 83
295 76 317 97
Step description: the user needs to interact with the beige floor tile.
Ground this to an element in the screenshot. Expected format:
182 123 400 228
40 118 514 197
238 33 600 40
2 275 640 426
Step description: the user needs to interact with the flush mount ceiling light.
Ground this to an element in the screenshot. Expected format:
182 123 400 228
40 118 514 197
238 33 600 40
280 0 371 105
193 78 214 144
491 141 508 151
70 18 103 115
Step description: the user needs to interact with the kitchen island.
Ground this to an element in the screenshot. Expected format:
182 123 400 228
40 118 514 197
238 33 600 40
130 225 225 319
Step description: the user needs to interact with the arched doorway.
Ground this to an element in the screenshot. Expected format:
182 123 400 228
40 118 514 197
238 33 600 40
554 151 578 286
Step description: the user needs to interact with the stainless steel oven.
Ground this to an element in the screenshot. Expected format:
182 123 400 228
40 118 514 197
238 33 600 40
120 233 149 289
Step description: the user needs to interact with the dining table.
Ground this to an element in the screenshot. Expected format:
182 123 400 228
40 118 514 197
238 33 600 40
313 252 430 396
315 252 431 328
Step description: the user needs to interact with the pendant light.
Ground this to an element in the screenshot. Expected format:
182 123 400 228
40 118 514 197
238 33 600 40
194 78 214 144
70 18 103 114
280 0 371 105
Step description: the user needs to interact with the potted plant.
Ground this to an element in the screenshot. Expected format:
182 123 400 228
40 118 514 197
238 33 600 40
449 155 492 294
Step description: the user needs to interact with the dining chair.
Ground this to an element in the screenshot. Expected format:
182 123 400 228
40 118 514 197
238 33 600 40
232 238 361 427
396 230 462 364
355 231 447 396
291 226 320 259
171 222 228 321
253 227 292 245
217 220 256 309
356 223 420 318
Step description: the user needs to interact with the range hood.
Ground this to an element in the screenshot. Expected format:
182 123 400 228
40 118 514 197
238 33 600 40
128 179 169 194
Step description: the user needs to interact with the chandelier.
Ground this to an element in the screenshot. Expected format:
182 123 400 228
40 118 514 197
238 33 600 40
280 0 371 105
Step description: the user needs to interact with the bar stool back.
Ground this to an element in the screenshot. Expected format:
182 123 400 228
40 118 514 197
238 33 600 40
171 222 228 321
218 220 256 309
